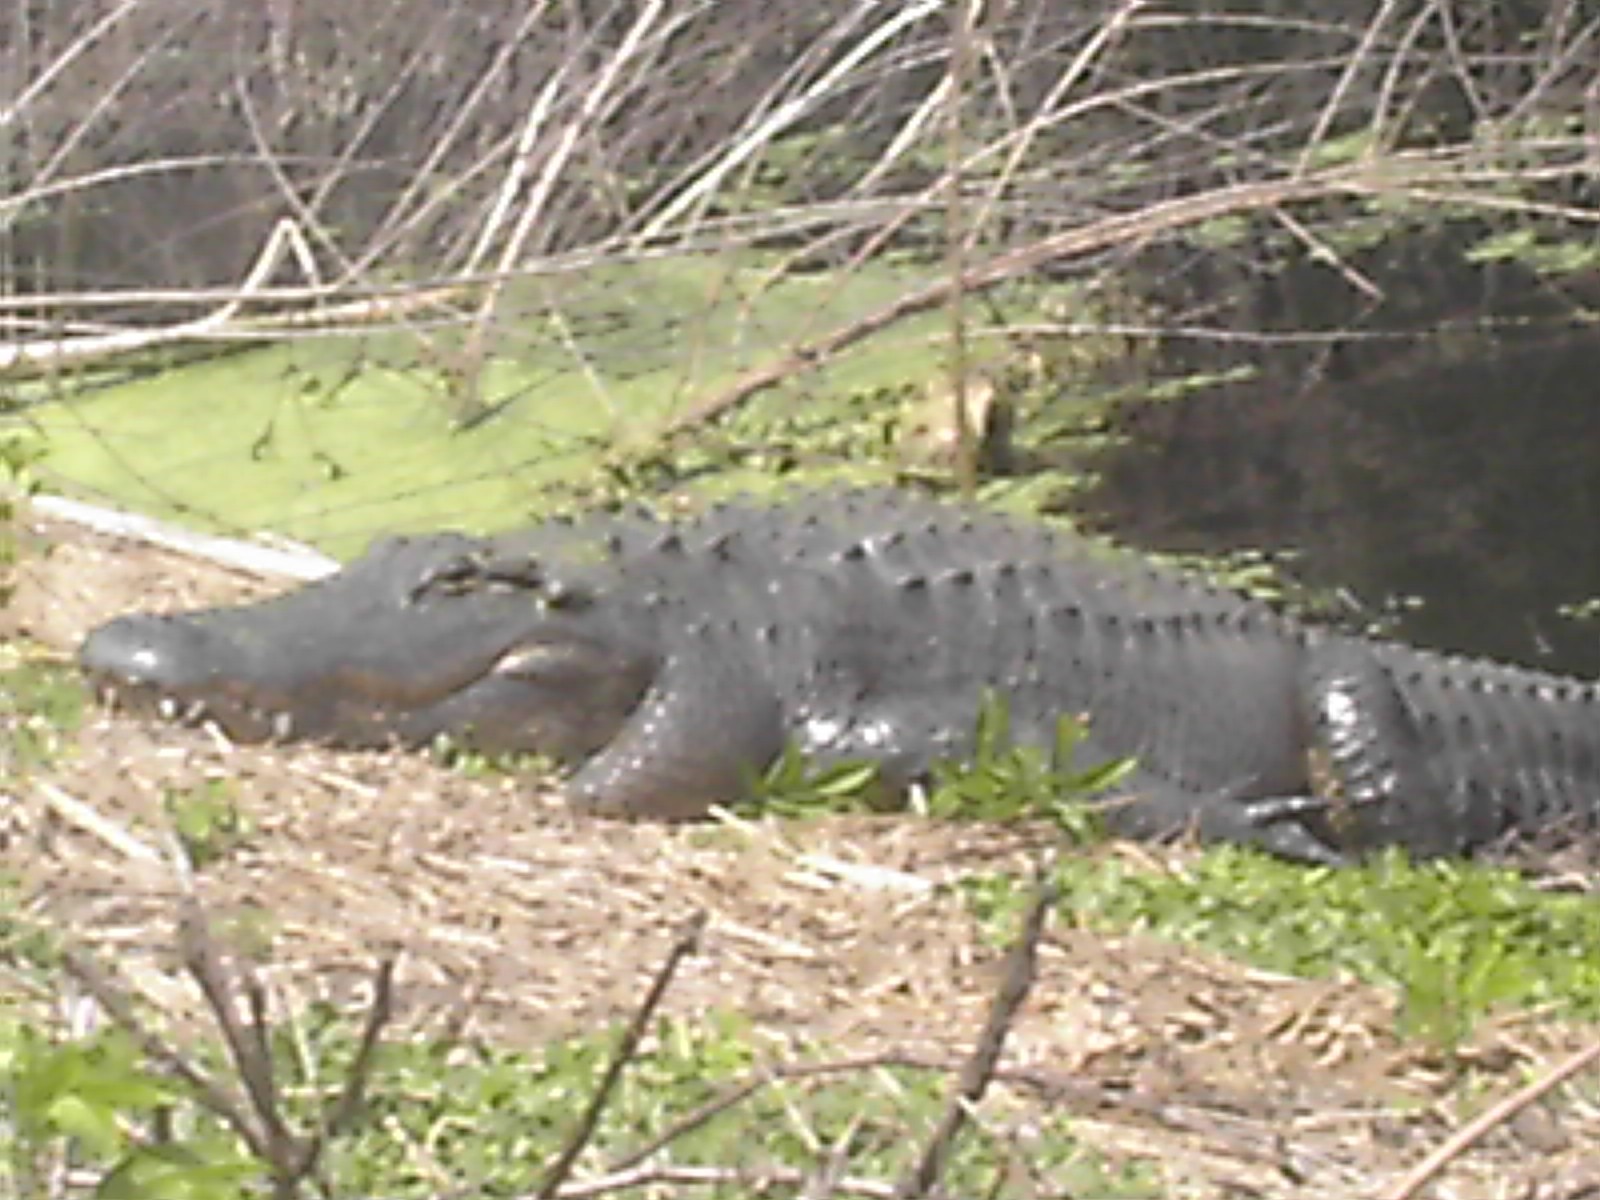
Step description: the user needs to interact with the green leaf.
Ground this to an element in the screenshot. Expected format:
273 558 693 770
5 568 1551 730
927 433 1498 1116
45 1094 125 1158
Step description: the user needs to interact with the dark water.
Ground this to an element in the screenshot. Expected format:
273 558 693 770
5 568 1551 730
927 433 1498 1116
1077 334 1600 679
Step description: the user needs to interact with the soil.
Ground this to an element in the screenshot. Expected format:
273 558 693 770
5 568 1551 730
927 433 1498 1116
5 509 1599 1199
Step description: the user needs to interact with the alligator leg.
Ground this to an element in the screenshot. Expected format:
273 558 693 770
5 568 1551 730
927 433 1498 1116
1088 636 1507 864
1263 640 1512 857
1096 765 1350 865
1228 640 1525 859
564 632 788 820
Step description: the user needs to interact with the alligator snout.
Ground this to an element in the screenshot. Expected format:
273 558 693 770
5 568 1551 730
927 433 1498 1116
80 614 216 693
79 613 296 741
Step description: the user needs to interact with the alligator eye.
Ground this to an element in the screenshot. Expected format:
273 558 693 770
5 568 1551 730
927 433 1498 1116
409 555 483 603
539 580 594 611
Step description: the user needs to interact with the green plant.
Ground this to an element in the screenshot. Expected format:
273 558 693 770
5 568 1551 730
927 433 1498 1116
0 656 87 772
426 736 558 782
755 745 888 815
755 694 1131 837
922 695 1132 841
2 1023 256 1200
966 844 1600 1047
163 782 253 868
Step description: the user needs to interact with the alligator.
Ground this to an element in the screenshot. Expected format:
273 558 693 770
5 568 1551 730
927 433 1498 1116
78 488 1600 864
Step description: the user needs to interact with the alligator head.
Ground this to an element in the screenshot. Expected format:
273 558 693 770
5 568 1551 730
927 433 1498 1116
78 531 657 761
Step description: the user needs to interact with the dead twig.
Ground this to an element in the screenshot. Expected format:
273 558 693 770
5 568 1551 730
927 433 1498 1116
293 956 397 1179
801 1111 867 1200
177 898 298 1170
549 1160 898 1198
61 947 271 1161
176 895 398 1199
0 214 468 382
1382 1037 1600 1200
893 869 1055 1199
34 779 164 864
535 909 708 1199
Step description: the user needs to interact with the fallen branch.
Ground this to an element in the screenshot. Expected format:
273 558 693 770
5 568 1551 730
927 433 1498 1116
658 153 1563 438
1383 1037 1600 1200
26 493 337 581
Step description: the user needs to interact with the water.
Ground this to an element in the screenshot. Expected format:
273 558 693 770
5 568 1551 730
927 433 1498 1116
1077 333 1600 679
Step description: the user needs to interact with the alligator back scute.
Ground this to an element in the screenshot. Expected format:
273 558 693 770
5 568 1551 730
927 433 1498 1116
1089 607 1312 806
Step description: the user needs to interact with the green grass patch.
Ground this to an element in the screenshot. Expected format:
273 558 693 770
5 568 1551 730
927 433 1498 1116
163 781 255 869
750 703 1600 1049
964 848 1600 1046
1 650 87 772
2 1001 1152 1199
302 1013 1152 1198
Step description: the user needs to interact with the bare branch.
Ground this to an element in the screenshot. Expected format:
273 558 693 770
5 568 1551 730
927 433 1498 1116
60 947 271 1161
893 871 1055 1199
535 910 708 1199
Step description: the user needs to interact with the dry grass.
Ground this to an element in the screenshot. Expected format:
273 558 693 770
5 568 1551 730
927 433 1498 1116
6 512 1600 1198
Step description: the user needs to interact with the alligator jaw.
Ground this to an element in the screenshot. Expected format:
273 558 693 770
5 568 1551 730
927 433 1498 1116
79 609 652 757
81 613 311 743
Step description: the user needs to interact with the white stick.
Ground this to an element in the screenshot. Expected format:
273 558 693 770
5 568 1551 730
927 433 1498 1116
26 493 339 581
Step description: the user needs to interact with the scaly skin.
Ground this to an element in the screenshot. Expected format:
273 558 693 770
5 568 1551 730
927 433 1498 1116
78 489 1600 862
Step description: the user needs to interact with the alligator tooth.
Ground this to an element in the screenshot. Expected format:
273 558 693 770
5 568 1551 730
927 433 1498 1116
272 711 295 740
184 699 208 724
158 696 181 721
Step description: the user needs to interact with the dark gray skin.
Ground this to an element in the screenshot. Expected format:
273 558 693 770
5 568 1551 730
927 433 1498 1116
79 489 1600 863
